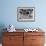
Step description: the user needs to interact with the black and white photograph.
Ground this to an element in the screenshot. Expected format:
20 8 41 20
17 7 35 22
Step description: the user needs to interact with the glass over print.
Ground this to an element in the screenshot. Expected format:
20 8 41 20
17 7 35 22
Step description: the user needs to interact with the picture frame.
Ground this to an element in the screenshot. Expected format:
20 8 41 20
17 7 35 22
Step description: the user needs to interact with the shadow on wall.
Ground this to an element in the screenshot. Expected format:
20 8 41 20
0 24 7 43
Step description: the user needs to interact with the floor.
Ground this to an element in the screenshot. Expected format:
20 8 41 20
0 44 2 46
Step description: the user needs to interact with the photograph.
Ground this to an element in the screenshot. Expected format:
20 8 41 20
17 7 35 22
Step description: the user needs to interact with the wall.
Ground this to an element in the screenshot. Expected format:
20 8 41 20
0 0 46 29
0 0 46 28
0 0 46 43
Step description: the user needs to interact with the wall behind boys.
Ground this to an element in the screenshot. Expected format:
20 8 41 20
0 0 46 43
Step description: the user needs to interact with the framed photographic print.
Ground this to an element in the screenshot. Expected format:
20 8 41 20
17 7 35 22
